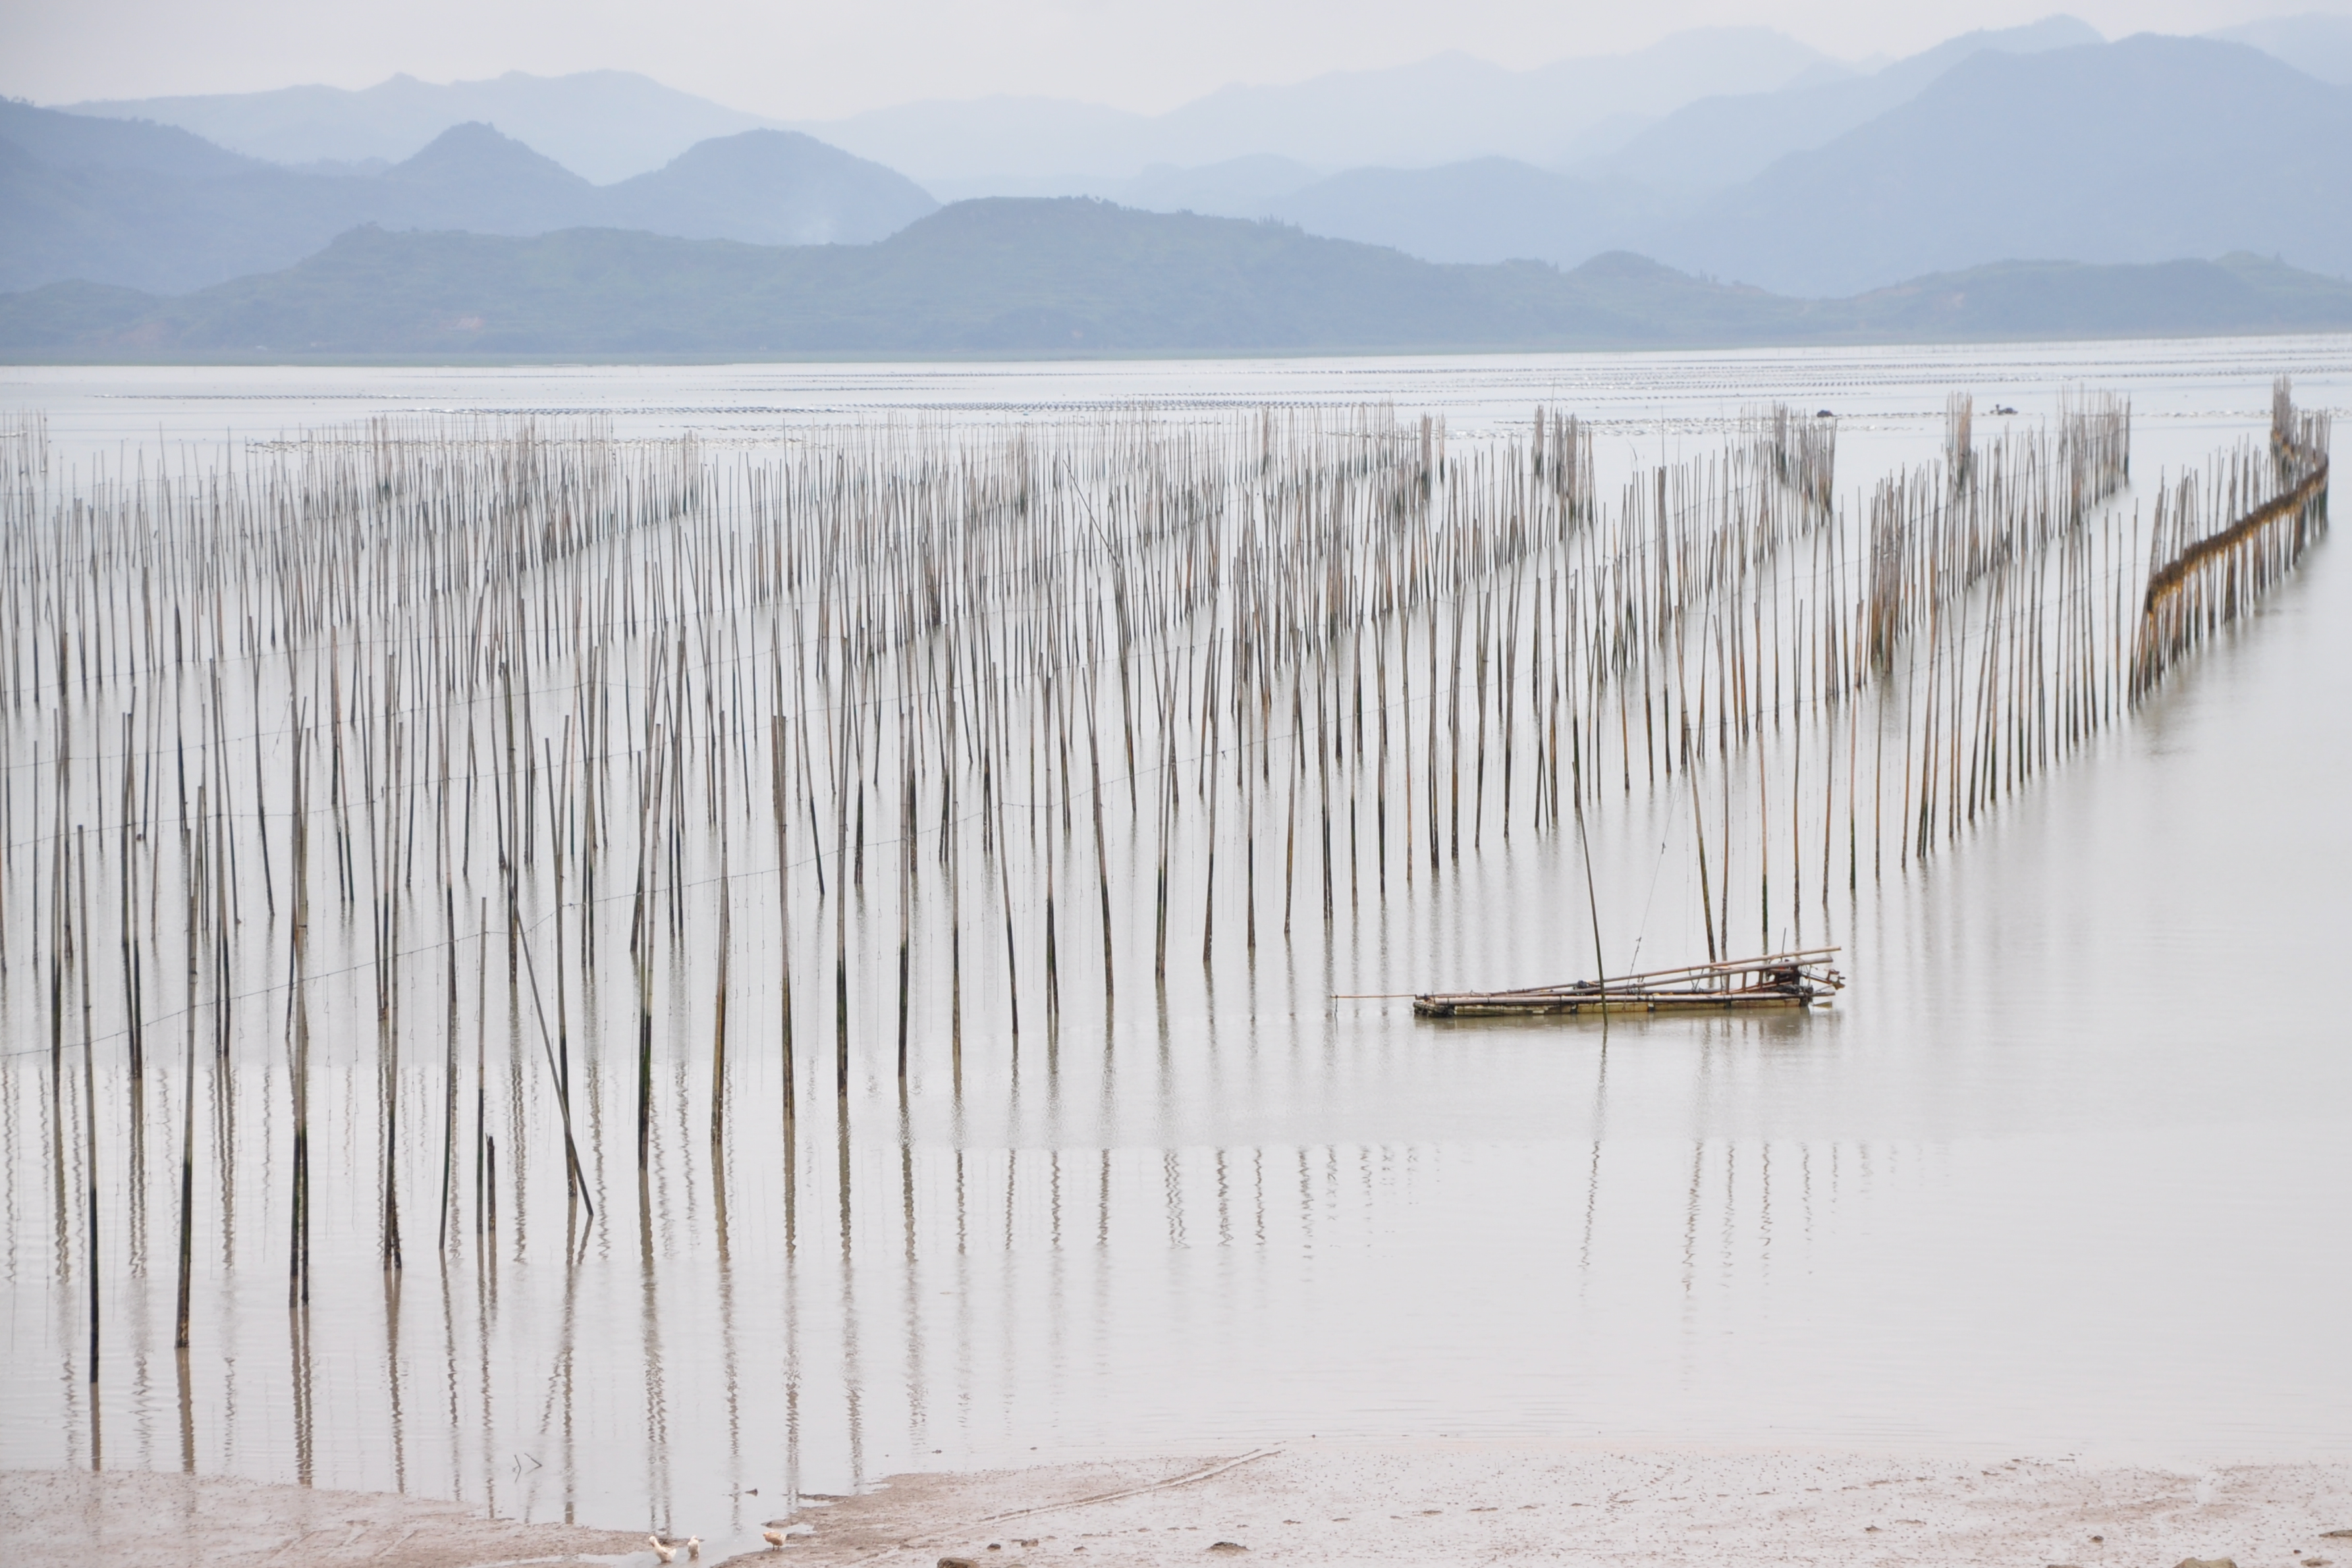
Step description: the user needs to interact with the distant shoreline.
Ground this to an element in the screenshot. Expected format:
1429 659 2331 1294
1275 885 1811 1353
11 321 2352 371
9 209 2351 364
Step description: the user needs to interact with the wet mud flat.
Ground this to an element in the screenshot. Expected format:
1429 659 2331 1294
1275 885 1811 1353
728 1446 2352 1568
8 1447 2349 1565
0 1467 643 1567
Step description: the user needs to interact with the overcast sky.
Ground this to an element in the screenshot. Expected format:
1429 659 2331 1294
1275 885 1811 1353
6 0 2340 120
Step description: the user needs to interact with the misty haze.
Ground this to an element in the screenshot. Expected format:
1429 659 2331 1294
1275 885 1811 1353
3 5 2349 1566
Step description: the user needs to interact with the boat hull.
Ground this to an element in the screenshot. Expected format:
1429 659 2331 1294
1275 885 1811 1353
1412 991 1823 1017
1403 950 1844 1020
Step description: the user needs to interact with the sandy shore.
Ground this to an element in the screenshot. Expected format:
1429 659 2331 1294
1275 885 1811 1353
721 1446 2352 1568
0 1467 645 1566
9 1449 2351 1567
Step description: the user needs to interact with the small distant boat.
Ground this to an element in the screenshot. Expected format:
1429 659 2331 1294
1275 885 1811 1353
1411 948 1844 1018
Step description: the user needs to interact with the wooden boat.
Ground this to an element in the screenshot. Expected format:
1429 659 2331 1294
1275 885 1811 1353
1411 948 1844 1018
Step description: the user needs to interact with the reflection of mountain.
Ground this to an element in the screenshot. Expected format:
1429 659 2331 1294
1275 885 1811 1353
10 202 2349 358
0 106 938 294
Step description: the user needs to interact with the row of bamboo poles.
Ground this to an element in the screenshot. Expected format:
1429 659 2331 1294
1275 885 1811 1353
2131 379 2332 697
0 385 2326 1409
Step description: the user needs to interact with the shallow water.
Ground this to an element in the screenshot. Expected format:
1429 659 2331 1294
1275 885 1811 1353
3 339 2349 1543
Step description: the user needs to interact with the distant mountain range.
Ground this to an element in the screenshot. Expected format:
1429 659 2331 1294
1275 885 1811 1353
1576 16 2103 197
7 203 2349 359
57 33 1840 190
1655 34 2352 296
796 29 1842 186
1097 32 2352 297
51 14 2352 195
0 103 936 294
951 15 2099 215
2206 12 2352 84
1256 161 1659 273
9 16 2352 350
59 70 783 184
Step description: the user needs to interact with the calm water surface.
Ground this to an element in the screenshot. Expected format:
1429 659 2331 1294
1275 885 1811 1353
3 340 2348 1543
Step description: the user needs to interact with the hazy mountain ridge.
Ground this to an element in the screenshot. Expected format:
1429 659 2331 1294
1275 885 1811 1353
910 20 2328 284
2204 12 2352 83
886 22 2091 265
794 30 1840 186
1651 35 2352 296
0 110 937 293
0 109 390 296
50 30 1843 190
47 16 2352 196
7 203 2348 360
0 97 263 180
14 17 2352 333
1579 16 2104 196
42 16 2352 206
60 70 782 183
601 130 946 246
1223 31 2352 290
1261 161 1662 269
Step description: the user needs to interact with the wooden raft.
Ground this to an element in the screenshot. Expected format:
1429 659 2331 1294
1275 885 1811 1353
1412 948 1844 1018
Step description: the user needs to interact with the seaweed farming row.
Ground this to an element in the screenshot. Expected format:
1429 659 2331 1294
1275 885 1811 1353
0 381 2328 1519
